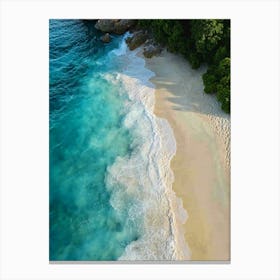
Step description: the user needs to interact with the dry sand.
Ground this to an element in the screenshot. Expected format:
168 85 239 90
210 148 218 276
144 50 230 261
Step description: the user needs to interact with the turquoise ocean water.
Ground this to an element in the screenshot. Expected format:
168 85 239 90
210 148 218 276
49 19 188 261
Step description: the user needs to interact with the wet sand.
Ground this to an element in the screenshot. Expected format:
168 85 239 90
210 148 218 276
144 50 230 260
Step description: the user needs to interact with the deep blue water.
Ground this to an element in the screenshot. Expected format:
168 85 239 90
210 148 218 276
49 20 140 261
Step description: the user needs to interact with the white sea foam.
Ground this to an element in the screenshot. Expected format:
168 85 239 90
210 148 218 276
105 34 191 260
109 32 131 57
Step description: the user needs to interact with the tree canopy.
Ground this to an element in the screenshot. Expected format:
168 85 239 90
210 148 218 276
137 19 231 113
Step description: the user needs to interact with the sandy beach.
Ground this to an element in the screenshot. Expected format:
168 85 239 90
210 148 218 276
144 50 230 261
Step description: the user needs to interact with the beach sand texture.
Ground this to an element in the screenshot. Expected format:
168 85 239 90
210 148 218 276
145 50 230 261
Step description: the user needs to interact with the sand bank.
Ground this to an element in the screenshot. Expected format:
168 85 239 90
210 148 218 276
144 50 230 261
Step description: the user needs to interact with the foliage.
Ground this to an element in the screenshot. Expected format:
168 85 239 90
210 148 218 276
216 58 230 113
188 52 201 69
137 19 230 113
188 20 230 113
138 20 187 53
213 46 228 65
202 57 230 112
189 20 224 62
203 71 218 93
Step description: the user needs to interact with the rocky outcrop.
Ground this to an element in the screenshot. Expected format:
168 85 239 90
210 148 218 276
101 33 111 43
95 19 136 34
126 31 148 51
94 20 117 32
115 20 137 34
143 40 163 58
95 19 163 57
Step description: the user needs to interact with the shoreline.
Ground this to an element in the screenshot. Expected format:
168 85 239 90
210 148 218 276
143 49 230 260
130 48 192 260
115 43 190 260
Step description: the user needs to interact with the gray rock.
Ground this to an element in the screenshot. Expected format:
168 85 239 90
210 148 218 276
94 19 117 32
95 19 136 34
144 38 155 46
126 31 148 51
143 44 162 58
101 33 111 43
114 20 137 34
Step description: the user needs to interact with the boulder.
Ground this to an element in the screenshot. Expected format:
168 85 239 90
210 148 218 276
144 39 154 46
126 31 148 51
95 19 136 34
101 33 111 43
114 20 137 34
94 19 117 32
143 43 162 58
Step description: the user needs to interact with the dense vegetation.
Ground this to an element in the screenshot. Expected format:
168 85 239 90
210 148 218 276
137 20 230 113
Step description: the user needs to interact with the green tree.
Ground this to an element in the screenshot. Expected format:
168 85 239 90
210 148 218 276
216 58 230 112
137 19 231 113
138 20 187 53
188 52 201 69
203 71 218 93
190 20 224 62
213 46 228 65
